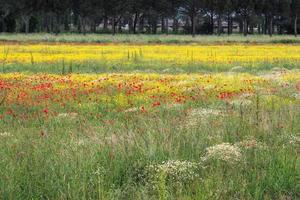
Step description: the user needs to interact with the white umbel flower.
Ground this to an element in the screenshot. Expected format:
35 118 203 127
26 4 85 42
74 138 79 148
203 143 242 163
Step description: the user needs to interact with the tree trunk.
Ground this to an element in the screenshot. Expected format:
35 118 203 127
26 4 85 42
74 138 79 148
50 14 54 33
118 19 122 32
269 16 273 37
227 14 231 35
0 18 6 32
250 25 254 34
78 16 82 33
55 14 60 35
191 14 196 37
133 12 138 34
239 20 243 34
91 21 97 33
165 18 169 34
77 15 81 33
151 16 157 34
217 14 222 36
82 18 86 35
128 16 133 33
264 16 268 35
161 16 165 33
64 14 70 32
173 17 178 34
103 16 108 32
22 16 30 34
295 14 298 37
139 16 144 33
210 13 214 34
243 19 247 36
112 16 116 35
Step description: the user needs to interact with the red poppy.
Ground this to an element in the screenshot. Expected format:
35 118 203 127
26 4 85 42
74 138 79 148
152 101 161 107
43 108 49 114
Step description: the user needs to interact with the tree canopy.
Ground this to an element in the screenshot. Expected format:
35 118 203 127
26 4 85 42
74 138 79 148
0 0 299 36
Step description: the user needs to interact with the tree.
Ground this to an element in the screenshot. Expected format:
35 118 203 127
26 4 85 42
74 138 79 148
43 0 72 34
0 0 298 36
262 0 280 37
0 0 12 32
236 0 256 36
291 0 300 37
214 0 226 35
203 0 216 34
224 0 236 35
126 0 144 34
9 0 39 33
181 0 202 37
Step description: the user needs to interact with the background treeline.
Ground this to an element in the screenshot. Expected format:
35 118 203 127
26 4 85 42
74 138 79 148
0 0 299 37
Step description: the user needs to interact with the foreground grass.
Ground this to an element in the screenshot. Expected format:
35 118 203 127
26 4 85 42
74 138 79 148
0 71 299 199
0 99 299 199
1 33 300 44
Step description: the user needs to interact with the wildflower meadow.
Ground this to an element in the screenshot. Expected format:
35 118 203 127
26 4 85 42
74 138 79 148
0 35 299 200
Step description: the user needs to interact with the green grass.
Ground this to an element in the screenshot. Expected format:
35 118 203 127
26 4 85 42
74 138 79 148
0 98 299 199
2 60 300 75
1 33 300 44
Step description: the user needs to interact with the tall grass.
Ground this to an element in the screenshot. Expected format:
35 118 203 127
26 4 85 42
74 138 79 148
0 98 299 199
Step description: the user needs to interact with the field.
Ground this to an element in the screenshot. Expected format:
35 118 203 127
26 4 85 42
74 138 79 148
0 35 299 200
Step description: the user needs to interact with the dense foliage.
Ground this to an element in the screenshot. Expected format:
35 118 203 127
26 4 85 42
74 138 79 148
0 0 299 36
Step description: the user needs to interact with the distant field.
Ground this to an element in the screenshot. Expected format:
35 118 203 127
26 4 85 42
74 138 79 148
1 42 300 73
1 33 300 44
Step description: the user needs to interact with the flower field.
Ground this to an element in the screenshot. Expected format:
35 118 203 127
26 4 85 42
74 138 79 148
0 72 299 121
0 40 299 199
2 44 300 65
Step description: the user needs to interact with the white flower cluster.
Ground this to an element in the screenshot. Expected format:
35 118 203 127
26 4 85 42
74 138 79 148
203 143 242 164
57 112 78 119
123 107 139 113
185 108 224 128
278 134 300 149
287 134 300 145
146 160 199 184
0 132 12 137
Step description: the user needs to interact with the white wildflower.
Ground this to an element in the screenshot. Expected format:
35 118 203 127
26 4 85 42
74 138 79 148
0 132 12 137
185 108 224 128
57 112 78 119
123 107 139 113
203 143 242 163
146 160 199 184
190 108 223 117
287 135 300 145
